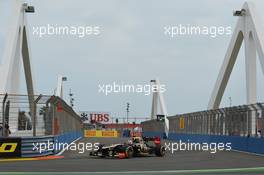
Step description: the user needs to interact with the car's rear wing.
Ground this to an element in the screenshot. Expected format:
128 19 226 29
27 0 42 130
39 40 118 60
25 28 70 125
143 136 161 144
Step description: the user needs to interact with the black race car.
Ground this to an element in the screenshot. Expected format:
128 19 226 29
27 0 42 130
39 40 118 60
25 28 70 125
89 136 165 159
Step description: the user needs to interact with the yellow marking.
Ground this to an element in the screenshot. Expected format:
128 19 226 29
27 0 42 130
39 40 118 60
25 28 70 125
84 130 118 138
0 155 64 162
0 143 17 153
180 117 185 129
0 158 37 162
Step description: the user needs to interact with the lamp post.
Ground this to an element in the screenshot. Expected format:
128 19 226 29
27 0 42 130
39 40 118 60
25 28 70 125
69 89 74 107
55 75 67 99
229 96 232 107
61 76 67 99
126 102 130 124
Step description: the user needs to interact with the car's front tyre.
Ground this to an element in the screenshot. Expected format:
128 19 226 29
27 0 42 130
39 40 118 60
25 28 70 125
155 145 165 157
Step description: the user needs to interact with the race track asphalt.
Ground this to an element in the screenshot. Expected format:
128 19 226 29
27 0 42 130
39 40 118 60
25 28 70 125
0 137 264 174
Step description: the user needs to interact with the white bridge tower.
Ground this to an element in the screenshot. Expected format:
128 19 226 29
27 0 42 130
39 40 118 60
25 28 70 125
150 79 169 138
208 1 264 109
0 1 35 132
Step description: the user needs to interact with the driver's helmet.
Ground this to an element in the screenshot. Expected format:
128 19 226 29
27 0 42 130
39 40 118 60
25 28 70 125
132 137 142 143
128 139 133 144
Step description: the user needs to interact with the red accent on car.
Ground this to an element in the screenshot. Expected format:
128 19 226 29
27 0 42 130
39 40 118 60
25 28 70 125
118 153 126 159
154 137 161 144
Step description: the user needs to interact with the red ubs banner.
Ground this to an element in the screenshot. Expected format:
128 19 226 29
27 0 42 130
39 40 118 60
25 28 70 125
80 111 110 124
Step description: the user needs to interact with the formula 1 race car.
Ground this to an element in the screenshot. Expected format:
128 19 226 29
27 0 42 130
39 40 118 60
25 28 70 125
89 136 165 159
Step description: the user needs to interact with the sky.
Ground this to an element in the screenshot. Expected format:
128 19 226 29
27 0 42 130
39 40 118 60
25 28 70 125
0 0 264 120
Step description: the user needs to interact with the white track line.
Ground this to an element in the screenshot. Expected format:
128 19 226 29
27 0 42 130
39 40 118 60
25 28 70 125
55 136 82 156
3 167 264 174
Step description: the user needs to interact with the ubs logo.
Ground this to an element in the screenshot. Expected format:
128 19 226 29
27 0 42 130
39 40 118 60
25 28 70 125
90 113 110 123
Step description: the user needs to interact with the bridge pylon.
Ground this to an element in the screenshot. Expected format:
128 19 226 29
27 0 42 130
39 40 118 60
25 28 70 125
150 79 169 138
0 1 35 132
208 1 264 110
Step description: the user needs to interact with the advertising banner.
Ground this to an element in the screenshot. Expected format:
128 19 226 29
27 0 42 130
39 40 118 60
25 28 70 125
80 111 111 124
0 137 21 158
84 130 118 138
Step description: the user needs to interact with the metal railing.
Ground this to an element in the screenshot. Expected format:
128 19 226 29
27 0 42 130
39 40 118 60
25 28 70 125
0 94 50 137
0 94 82 137
142 103 264 138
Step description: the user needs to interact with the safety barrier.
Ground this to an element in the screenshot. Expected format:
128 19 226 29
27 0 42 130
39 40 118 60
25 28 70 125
0 94 83 137
54 131 83 154
142 102 264 155
142 131 264 154
0 94 84 158
0 137 21 158
0 131 83 158
168 133 264 154
168 103 264 137
45 96 83 136
21 135 54 158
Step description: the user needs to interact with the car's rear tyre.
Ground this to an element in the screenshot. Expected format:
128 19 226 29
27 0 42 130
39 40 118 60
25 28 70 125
155 145 165 157
125 146 134 158
89 151 94 156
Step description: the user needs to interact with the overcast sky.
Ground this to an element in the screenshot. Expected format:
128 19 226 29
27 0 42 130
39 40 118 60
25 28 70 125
0 0 264 119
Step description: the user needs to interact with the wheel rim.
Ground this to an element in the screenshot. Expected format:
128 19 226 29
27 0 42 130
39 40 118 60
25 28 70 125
126 148 133 158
